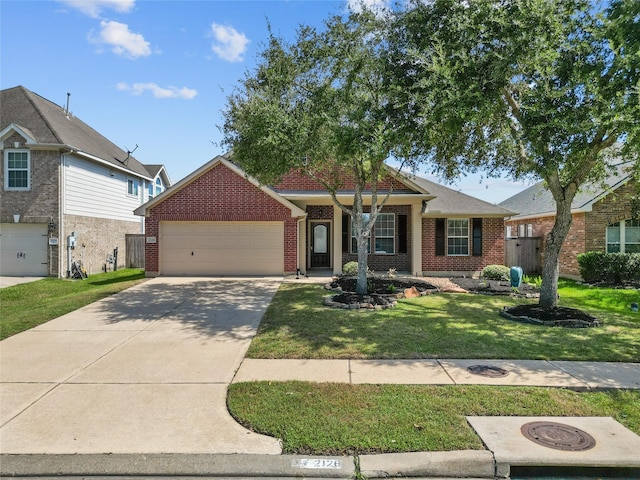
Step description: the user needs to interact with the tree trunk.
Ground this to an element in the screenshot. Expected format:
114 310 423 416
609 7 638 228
353 194 370 295
539 195 574 308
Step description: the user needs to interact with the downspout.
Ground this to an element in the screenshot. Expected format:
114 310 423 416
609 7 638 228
59 149 72 277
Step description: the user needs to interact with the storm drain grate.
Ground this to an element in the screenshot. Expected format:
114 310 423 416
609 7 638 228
467 364 510 378
520 421 597 451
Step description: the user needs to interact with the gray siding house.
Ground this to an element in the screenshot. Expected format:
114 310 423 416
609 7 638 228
1 85 171 277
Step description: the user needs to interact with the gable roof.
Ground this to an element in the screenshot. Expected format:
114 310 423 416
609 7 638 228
134 155 306 218
498 163 633 220
407 174 516 217
1 85 156 180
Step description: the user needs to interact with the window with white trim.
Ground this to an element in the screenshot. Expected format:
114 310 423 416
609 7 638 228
607 219 640 253
374 213 395 254
447 219 469 256
127 178 139 197
4 150 30 190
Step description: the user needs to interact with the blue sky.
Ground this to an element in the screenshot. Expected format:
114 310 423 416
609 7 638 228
1 0 532 203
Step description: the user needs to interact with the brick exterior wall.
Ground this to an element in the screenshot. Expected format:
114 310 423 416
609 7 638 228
505 179 637 277
585 180 637 252
1 136 61 276
340 205 412 272
422 217 505 275
274 169 413 192
144 162 299 275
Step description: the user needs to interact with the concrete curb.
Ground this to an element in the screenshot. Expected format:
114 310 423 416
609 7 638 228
359 450 505 479
0 454 355 478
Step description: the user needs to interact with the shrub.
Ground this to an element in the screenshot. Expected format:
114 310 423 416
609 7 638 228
342 261 359 276
577 251 640 285
481 264 510 281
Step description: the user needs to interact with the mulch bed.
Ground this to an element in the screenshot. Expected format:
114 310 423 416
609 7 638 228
326 276 438 310
501 304 601 328
449 277 540 298
327 275 600 327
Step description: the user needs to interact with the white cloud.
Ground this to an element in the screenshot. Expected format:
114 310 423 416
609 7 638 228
347 0 391 14
117 82 198 100
95 20 151 58
58 0 135 18
210 23 250 63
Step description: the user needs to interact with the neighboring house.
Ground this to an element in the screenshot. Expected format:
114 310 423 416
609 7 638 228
499 164 638 278
135 154 514 277
0 85 171 277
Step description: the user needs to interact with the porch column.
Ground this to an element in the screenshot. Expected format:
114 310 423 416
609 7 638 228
333 205 342 275
411 202 423 276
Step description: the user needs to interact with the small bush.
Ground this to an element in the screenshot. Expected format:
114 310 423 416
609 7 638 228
342 261 359 276
577 251 640 285
481 264 510 281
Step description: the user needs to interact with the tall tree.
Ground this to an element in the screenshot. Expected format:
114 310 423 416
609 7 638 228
394 0 639 307
221 12 413 294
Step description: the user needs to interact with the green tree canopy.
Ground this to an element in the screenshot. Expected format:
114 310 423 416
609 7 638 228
393 0 639 307
221 12 413 293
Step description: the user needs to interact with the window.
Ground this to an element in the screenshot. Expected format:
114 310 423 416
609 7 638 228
127 178 139 197
350 213 396 254
607 219 640 253
4 150 30 190
147 178 163 199
155 177 163 196
447 219 469 256
374 213 395 254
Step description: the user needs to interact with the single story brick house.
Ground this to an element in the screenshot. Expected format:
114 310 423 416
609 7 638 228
134 154 515 277
499 163 638 278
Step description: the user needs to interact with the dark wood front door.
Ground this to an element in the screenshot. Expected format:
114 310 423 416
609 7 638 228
310 222 330 268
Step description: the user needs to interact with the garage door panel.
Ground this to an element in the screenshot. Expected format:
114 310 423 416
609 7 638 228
159 222 284 276
0 224 49 276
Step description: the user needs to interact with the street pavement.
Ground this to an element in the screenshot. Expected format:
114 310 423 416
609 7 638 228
1 275 639 478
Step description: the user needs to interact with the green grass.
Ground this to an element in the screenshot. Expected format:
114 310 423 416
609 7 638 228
228 382 640 455
246 279 640 362
0 269 147 340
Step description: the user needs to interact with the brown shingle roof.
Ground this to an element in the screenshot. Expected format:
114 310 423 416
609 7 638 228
1 85 152 178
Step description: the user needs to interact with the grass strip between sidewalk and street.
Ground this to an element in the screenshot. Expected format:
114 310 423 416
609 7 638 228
227 382 640 455
0 269 147 340
246 280 639 362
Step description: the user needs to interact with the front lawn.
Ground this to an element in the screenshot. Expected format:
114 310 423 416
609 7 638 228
228 382 640 454
0 269 147 340
246 279 639 362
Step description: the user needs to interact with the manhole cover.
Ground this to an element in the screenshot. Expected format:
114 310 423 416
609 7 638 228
467 364 510 378
520 421 596 451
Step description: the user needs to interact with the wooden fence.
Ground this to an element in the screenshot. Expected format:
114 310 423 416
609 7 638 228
125 234 145 268
505 237 541 274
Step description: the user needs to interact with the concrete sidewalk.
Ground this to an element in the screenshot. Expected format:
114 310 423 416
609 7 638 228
234 358 640 390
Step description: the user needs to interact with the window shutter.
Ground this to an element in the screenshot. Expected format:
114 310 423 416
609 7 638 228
435 218 445 256
398 214 408 254
342 214 349 253
472 218 482 256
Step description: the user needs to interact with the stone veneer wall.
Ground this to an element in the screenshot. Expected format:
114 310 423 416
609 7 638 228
63 214 142 276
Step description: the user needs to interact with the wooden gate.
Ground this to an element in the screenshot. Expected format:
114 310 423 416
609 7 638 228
125 234 145 268
505 238 541 274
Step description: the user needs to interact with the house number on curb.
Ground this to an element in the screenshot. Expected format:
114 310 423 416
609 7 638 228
292 458 342 469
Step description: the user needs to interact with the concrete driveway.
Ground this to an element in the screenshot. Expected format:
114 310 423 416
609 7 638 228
0 277 283 455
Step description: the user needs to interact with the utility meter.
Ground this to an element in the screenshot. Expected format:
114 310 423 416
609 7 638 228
67 234 77 248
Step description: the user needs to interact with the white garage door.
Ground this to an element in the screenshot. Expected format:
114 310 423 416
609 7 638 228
160 221 284 276
0 224 49 276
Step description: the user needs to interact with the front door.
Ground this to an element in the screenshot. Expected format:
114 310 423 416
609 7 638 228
310 222 330 268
